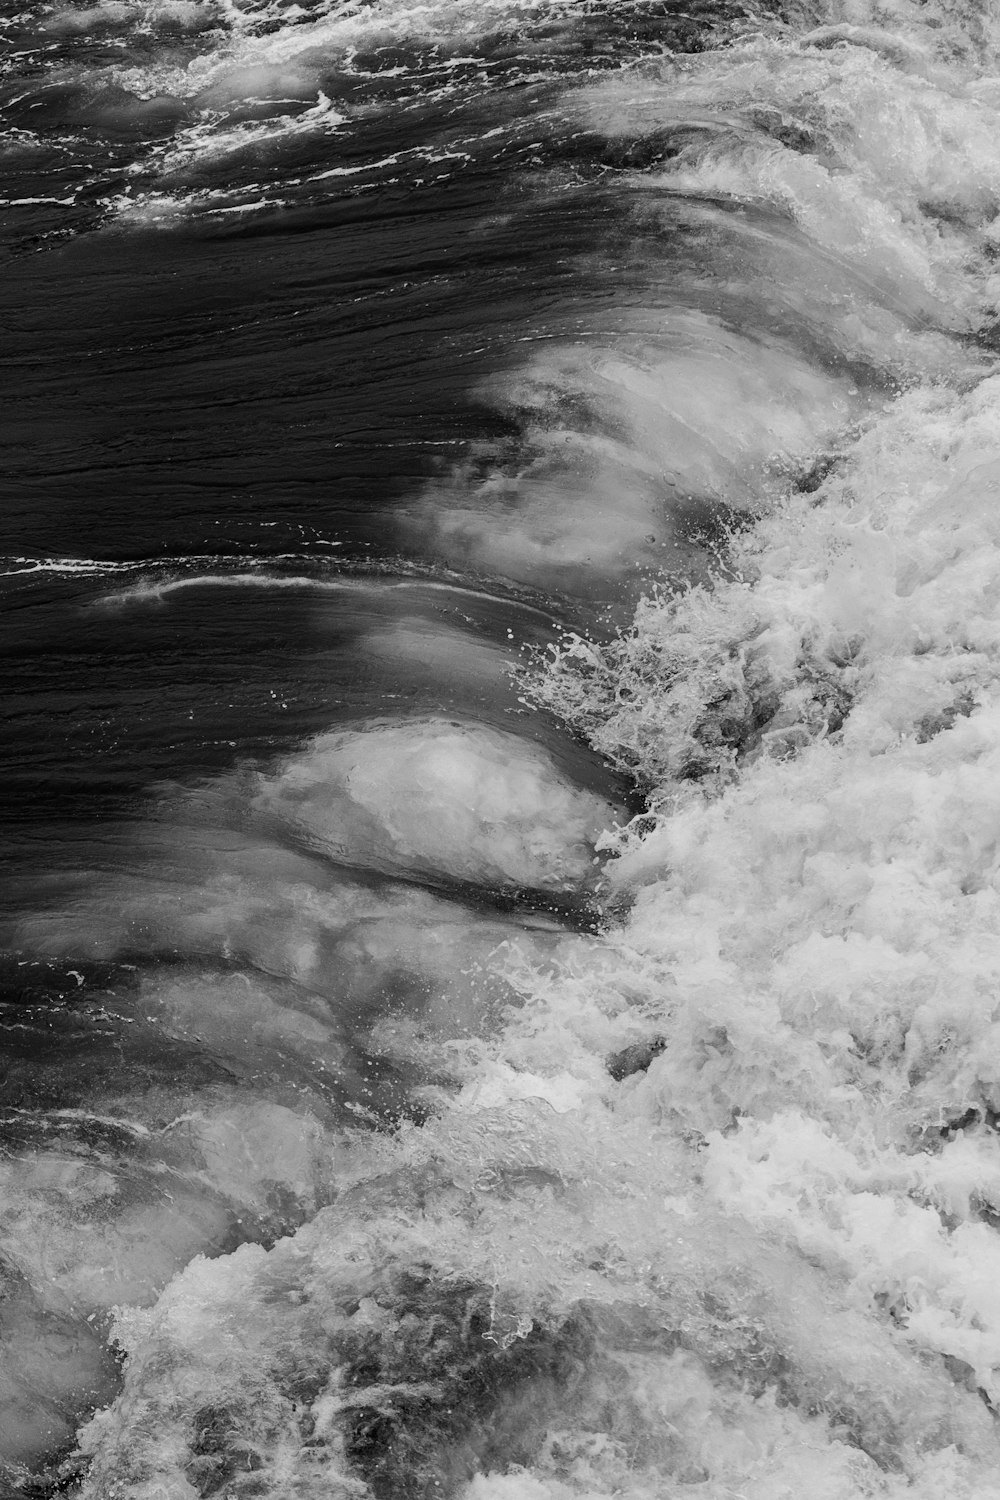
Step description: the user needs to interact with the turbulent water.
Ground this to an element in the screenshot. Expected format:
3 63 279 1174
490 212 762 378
7 0 1000 1495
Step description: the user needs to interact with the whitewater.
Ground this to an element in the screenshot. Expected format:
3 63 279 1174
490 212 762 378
7 0 1000 1496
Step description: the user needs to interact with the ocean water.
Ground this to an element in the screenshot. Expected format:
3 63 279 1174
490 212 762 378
5 0 1000 1495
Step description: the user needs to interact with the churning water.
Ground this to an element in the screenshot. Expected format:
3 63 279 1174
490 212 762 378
6 0 1000 1495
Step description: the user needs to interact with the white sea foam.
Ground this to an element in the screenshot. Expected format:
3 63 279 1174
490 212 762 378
20 1 1000 1497
52 0 593 223
593 41 1000 326
6 825 573 1075
103 568 349 599
0 553 337 584
40 1 211 34
409 314 863 594
0 555 148 577
250 716 622 890
407 12 1000 596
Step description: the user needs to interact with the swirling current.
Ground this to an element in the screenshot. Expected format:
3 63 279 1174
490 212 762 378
6 0 1000 1496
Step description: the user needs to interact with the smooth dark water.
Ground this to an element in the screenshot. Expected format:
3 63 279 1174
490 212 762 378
6 1 1000 1497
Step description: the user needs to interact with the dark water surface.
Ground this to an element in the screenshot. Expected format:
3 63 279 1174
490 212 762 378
6 1 1000 1497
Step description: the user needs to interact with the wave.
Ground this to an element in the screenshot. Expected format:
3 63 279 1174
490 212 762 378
0 0 764 239
0 553 552 609
9 1 1000 1498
